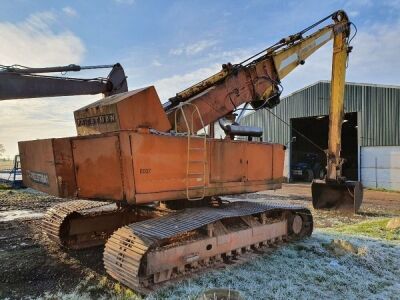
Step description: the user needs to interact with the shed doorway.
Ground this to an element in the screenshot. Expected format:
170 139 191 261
290 112 358 181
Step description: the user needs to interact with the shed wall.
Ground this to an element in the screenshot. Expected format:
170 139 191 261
241 81 400 147
360 146 400 190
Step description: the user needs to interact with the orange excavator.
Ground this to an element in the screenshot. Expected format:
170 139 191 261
0 10 362 292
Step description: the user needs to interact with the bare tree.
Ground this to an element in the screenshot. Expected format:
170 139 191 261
0 144 5 158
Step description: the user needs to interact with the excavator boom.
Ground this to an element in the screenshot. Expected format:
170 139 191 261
0 63 128 100
311 11 363 213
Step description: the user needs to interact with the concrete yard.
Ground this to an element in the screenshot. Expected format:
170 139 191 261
0 184 399 299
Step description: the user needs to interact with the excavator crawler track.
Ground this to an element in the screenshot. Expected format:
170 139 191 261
104 201 313 293
42 200 149 249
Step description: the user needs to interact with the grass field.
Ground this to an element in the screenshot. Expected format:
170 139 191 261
0 159 14 170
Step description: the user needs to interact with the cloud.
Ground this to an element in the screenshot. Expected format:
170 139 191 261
186 40 218 55
0 95 98 158
62 6 78 17
0 12 85 67
153 65 220 101
348 11 360 17
152 47 256 101
169 47 183 56
170 39 218 56
151 59 162 67
346 22 400 85
0 12 88 157
206 48 257 64
24 11 56 30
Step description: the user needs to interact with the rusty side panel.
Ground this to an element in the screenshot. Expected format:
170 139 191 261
19 137 77 198
119 131 135 202
210 140 245 183
72 134 124 200
18 139 61 196
53 138 77 197
130 132 188 194
272 144 285 180
246 142 274 181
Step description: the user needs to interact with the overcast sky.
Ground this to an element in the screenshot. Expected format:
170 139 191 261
1 0 399 157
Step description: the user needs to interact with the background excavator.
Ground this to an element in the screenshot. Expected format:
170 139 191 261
0 10 362 292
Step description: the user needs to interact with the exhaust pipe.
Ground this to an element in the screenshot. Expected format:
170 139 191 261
311 180 363 213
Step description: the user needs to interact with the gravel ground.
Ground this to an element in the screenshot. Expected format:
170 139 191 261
0 184 399 299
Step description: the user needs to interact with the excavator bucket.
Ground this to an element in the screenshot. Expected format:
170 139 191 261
311 180 363 213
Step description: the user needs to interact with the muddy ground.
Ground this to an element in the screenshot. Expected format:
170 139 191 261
0 184 399 299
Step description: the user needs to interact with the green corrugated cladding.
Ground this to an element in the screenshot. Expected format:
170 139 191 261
240 81 400 147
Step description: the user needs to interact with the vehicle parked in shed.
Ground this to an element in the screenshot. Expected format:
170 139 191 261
291 153 326 182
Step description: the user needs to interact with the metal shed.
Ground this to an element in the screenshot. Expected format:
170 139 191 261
241 81 400 190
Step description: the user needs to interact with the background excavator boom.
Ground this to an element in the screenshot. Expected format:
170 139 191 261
0 63 128 100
